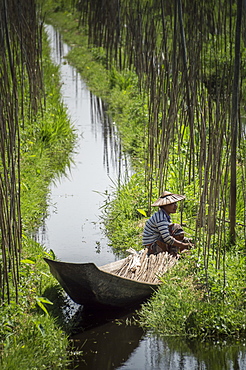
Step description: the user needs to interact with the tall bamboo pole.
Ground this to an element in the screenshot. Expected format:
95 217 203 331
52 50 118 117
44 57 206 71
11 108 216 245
75 0 245 262
0 0 42 304
230 0 242 244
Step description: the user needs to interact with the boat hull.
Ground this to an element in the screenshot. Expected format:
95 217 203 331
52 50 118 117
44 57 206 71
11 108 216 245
44 258 159 308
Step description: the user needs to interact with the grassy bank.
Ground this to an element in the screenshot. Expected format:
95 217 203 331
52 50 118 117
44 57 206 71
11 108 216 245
41 3 246 342
0 31 76 368
139 249 246 339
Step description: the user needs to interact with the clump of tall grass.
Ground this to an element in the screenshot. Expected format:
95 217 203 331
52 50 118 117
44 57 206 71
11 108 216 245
0 238 70 370
138 248 246 339
1 313 68 370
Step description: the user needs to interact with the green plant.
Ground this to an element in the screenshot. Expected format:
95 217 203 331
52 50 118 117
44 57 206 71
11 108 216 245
101 172 148 252
1 313 69 370
138 249 246 339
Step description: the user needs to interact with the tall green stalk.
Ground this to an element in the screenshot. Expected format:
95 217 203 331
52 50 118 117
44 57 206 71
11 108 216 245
73 0 245 273
0 0 43 304
230 0 243 244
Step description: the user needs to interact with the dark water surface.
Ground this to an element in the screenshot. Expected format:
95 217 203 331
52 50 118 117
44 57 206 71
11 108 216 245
38 25 246 370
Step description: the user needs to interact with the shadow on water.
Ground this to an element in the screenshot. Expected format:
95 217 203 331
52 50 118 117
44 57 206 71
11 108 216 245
43 282 145 370
67 303 246 370
69 310 144 370
44 284 246 370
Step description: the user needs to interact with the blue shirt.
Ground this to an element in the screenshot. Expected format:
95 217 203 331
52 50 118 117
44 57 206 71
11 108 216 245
142 208 175 246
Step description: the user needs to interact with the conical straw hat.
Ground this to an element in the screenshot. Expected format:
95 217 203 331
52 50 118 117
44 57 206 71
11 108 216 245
151 191 185 206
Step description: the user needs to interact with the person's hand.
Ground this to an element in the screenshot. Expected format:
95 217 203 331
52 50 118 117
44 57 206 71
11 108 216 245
188 241 195 249
180 249 191 255
180 242 193 251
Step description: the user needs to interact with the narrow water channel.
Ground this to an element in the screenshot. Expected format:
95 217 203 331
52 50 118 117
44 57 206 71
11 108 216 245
38 25 131 265
39 25 246 370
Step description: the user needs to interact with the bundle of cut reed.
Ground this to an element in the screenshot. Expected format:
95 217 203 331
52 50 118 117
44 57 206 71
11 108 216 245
112 248 178 284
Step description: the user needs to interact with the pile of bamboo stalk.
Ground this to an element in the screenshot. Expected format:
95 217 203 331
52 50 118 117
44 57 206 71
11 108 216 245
112 249 178 284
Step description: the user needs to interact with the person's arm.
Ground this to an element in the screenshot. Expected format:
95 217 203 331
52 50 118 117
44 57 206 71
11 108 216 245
157 212 192 250
158 221 175 244
172 239 191 251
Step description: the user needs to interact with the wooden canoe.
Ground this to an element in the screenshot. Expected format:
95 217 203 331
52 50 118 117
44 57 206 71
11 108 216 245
44 257 160 309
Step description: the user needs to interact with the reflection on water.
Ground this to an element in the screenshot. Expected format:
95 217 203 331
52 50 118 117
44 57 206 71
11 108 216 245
70 317 143 370
70 316 246 370
90 95 126 179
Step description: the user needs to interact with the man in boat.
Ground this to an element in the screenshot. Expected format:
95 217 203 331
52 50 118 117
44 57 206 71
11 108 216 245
142 191 192 256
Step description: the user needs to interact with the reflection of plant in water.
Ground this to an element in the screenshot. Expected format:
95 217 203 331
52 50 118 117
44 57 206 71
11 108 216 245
95 241 101 254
